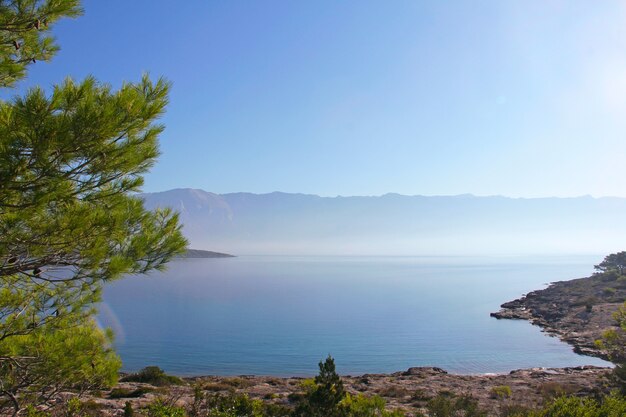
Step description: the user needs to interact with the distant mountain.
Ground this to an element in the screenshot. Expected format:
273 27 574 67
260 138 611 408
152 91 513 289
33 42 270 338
139 188 626 256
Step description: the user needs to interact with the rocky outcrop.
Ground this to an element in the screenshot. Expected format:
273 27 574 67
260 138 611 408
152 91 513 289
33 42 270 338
491 273 626 359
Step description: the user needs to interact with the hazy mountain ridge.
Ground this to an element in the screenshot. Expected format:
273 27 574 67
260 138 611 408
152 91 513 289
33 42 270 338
139 188 626 256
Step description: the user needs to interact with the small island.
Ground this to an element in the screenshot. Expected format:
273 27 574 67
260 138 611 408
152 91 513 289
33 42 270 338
176 248 235 258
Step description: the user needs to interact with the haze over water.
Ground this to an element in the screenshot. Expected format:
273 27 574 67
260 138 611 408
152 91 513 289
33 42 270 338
100 256 610 376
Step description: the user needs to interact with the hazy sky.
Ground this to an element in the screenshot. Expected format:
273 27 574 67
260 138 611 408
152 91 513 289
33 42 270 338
10 1 626 197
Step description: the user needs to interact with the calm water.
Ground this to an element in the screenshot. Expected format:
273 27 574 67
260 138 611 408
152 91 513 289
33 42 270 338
99 256 611 376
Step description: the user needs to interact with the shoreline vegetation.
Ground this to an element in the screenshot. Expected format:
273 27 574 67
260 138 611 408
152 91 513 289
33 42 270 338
85 365 612 417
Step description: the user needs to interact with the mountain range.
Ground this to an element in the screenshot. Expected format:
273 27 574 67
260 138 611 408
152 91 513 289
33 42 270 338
139 188 626 256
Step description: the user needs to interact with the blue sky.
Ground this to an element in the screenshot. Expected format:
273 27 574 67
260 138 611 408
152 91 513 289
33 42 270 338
11 1 626 197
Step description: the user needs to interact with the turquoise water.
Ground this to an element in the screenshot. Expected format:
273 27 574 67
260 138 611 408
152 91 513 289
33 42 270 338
99 256 611 376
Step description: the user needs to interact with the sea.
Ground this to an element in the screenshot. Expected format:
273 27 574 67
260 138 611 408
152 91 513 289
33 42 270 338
99 255 611 376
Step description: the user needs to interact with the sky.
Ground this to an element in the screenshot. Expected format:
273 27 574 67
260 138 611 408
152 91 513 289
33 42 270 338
9 1 626 198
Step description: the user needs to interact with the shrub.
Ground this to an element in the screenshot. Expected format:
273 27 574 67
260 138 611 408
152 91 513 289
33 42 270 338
498 404 532 417
341 394 406 417
222 377 255 389
121 366 183 386
24 406 50 417
110 387 154 398
188 391 289 417
65 397 82 417
147 399 186 417
527 392 626 417
411 388 432 402
596 302 626 394
537 382 579 399
427 392 486 417
124 402 134 417
490 385 512 399
603 287 617 296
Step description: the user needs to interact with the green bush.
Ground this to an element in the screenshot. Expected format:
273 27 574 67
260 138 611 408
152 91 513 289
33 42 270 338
291 356 406 417
188 391 290 417
603 287 617 296
24 406 50 417
124 402 134 417
426 392 486 417
110 387 154 398
411 388 432 402
538 382 579 400
519 392 626 417
121 366 183 386
147 399 186 417
341 394 406 417
490 385 512 399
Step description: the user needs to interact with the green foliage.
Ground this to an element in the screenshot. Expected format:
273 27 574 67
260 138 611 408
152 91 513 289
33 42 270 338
124 401 135 417
24 405 50 417
0 320 121 409
110 387 154 399
341 394 406 417
490 385 512 399
0 0 82 88
426 392 486 417
595 252 626 275
603 287 617 296
0 1 187 414
537 382 579 400
513 392 626 417
291 356 404 417
293 355 345 417
147 399 187 417
596 302 626 393
65 397 82 417
121 366 183 387
188 391 290 417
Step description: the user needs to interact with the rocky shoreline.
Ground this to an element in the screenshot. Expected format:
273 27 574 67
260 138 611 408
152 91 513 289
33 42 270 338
86 366 611 417
491 273 626 360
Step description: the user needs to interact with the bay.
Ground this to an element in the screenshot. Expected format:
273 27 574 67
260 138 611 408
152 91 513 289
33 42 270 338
99 255 611 376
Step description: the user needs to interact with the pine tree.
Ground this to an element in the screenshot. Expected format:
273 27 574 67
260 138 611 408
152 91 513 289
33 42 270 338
0 1 187 414
294 355 347 417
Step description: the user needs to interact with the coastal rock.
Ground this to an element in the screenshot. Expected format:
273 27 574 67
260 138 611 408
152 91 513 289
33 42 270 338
491 273 626 360
400 367 448 376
